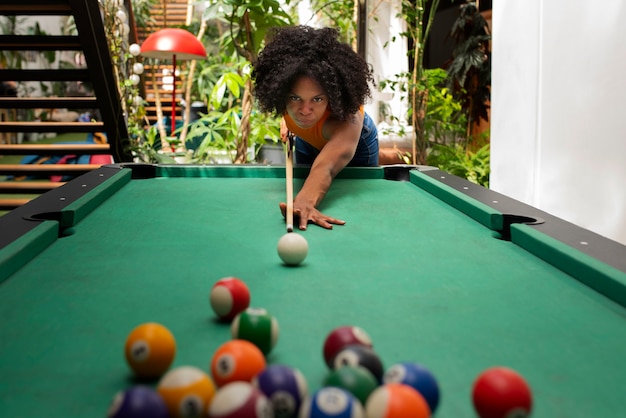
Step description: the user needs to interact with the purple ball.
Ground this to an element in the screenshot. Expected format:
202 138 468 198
108 386 169 418
252 364 308 418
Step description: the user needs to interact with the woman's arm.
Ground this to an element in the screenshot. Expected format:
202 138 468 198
287 112 363 230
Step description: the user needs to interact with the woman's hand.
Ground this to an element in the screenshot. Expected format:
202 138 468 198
280 118 289 143
279 201 345 230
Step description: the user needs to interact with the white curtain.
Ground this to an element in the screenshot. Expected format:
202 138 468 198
491 0 626 245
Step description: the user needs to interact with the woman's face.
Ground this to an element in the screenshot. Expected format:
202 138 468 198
285 76 329 129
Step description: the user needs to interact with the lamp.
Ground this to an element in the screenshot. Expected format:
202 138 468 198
141 28 207 137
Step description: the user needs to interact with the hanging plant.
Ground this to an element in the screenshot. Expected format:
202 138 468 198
446 0 491 142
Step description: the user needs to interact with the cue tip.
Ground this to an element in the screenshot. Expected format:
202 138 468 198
286 224 293 233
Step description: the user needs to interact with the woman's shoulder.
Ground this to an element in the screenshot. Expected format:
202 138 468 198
323 109 365 136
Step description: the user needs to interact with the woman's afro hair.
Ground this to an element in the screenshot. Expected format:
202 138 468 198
252 25 374 121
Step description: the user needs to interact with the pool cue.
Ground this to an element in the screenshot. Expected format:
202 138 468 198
285 131 295 233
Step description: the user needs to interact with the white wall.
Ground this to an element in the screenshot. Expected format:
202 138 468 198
491 0 626 245
365 0 408 126
297 0 408 126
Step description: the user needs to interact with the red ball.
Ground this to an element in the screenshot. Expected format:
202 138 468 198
210 277 251 321
472 367 532 418
207 381 272 418
323 325 373 368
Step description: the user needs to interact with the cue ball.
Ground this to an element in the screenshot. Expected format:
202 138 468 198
323 326 373 368
231 307 280 355
472 367 532 418
365 383 430 418
277 233 308 266
124 322 176 379
210 339 267 387
207 381 273 418
157 366 216 418
299 387 365 418
210 277 251 321
383 362 440 414
252 364 309 418
107 386 169 418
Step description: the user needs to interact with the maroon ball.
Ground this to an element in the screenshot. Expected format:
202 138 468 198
207 381 272 418
322 325 373 368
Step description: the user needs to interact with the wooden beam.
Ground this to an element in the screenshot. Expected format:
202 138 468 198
0 1 72 15
0 144 110 155
0 35 82 51
0 182 65 193
0 164 103 176
0 97 99 109
0 198 32 210
0 122 105 133
0 69 90 82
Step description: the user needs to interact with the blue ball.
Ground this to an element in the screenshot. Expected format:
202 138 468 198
383 362 440 413
299 387 365 418
108 386 169 418
252 364 308 418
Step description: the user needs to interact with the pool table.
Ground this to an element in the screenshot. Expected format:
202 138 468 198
1 163 625 417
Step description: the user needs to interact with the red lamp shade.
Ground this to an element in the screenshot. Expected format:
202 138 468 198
141 28 207 60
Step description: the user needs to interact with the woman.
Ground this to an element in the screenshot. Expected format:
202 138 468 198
252 25 378 230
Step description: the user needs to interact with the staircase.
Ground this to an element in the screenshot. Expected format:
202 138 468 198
0 0 131 210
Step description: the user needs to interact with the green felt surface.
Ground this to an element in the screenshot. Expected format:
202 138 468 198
1 172 626 417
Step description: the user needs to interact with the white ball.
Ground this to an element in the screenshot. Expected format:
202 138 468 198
277 233 308 266
115 9 127 22
133 62 144 75
129 43 141 56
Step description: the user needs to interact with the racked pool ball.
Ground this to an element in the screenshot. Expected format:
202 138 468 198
383 362 440 414
323 325 373 368
323 365 379 406
277 233 308 266
208 381 273 418
365 383 430 418
299 387 365 418
210 277 251 321
107 386 169 418
332 345 384 383
472 367 532 418
210 339 266 387
231 307 279 355
252 364 308 418
125 322 176 379
157 366 216 418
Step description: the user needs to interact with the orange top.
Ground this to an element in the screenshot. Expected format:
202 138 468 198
284 106 365 151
